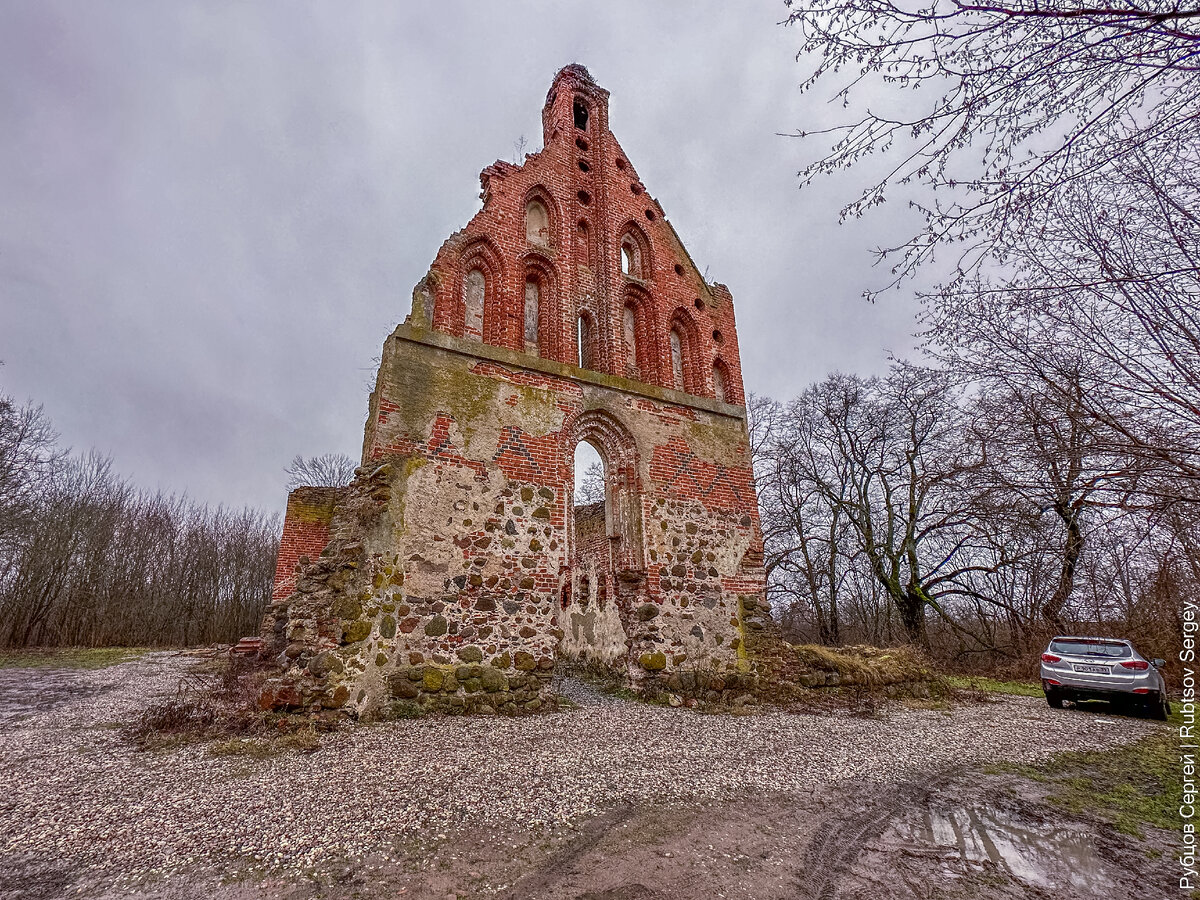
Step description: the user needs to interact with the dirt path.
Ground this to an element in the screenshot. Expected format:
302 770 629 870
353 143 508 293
0 653 1175 900
358 769 1176 900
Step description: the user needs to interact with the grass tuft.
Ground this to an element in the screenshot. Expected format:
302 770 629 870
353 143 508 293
209 729 320 758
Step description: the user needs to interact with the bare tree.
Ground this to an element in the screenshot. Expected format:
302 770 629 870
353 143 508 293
575 462 605 506
927 151 1200 492
756 391 853 644
771 367 1014 647
284 453 358 489
967 363 1143 625
785 0 1200 288
0 394 62 553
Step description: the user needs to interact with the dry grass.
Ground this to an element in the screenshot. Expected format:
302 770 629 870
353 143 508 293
791 643 935 687
128 654 332 753
208 729 321 758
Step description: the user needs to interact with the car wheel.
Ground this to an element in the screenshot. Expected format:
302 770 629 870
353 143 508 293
1045 690 1064 709
1150 692 1170 721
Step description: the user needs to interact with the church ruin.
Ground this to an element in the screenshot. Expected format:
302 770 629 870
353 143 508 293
260 65 768 715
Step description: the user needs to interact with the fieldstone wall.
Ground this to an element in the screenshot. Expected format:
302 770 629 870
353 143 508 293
261 320 765 716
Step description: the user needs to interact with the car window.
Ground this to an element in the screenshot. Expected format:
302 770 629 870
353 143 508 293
1049 639 1132 658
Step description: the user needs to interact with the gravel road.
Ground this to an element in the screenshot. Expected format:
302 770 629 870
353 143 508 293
0 652 1162 899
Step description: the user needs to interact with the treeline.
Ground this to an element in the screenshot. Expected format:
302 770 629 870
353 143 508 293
0 391 279 648
753 366 1196 672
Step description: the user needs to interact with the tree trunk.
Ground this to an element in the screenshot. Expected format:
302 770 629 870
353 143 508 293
896 590 928 647
1042 509 1083 627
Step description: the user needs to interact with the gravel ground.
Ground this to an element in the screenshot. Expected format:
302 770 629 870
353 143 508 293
0 652 1162 896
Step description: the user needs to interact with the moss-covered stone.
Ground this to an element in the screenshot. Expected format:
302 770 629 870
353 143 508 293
638 651 667 671
343 620 372 643
514 650 537 671
425 615 448 637
308 651 344 677
456 646 484 663
379 615 397 639
422 667 445 691
480 666 508 692
331 596 363 620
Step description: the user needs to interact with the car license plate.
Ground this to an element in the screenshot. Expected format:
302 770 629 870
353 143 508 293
1074 664 1109 674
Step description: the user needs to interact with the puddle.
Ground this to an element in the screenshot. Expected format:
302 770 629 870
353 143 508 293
888 799 1118 893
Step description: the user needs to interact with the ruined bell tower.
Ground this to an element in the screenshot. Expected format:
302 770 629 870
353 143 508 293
261 65 767 716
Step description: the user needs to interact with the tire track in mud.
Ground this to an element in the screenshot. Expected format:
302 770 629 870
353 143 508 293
494 804 641 900
798 772 960 900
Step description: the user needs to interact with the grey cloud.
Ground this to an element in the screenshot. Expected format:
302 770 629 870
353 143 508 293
0 0 925 512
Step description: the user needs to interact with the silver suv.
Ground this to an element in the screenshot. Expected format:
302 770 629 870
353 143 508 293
1040 636 1170 720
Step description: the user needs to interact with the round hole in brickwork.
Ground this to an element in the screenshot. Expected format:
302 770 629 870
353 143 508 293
674 264 684 276
577 190 591 206
616 157 627 170
630 183 643 195
645 209 656 221
713 329 724 344
694 297 705 310
576 137 589 152
578 159 590 172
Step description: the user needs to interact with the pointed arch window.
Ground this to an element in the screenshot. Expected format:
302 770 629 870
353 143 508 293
578 313 594 369
669 328 685 391
577 220 593 270
622 305 639 378
463 268 485 341
524 277 540 352
712 362 727 403
618 226 650 281
525 199 550 247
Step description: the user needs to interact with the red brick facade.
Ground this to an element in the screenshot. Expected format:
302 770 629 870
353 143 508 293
271 488 342 601
422 65 746 408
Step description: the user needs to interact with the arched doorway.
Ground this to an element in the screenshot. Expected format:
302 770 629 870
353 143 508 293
558 410 645 667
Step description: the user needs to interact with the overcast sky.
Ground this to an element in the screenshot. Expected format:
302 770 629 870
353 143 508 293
0 0 927 513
